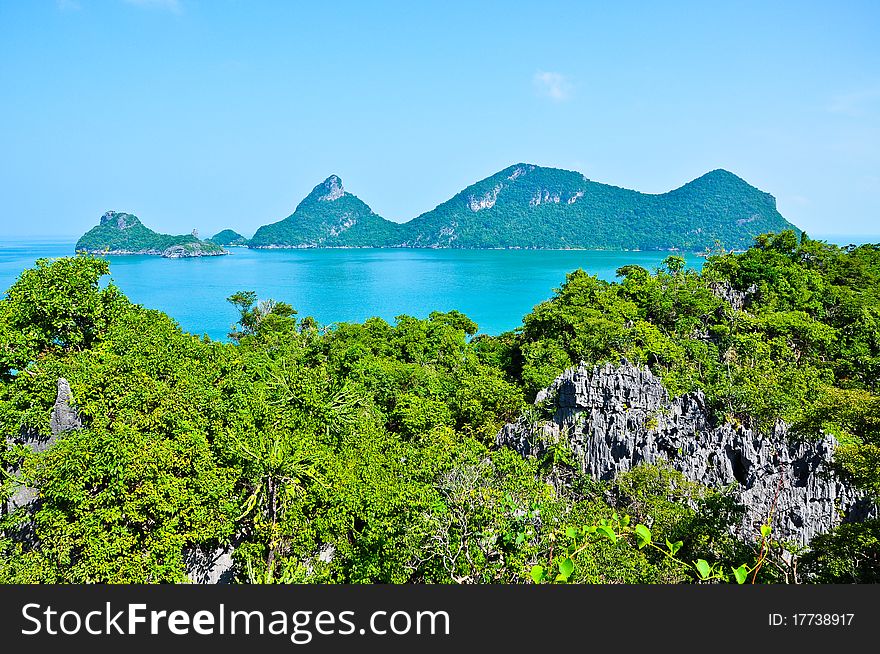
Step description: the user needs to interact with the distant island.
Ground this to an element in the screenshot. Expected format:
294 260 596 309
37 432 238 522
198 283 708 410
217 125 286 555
75 212 228 258
208 229 249 247
249 164 799 251
73 165 801 254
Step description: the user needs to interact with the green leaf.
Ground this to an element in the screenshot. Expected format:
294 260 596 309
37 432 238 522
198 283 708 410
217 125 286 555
733 565 748 585
565 526 580 540
530 565 545 584
666 539 683 556
634 524 652 549
558 557 574 581
695 559 711 580
595 525 617 544
760 524 772 540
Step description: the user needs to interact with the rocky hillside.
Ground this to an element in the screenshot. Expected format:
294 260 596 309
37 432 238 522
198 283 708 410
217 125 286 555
247 165 798 250
400 165 796 250
248 176 402 248
498 361 875 546
76 211 227 258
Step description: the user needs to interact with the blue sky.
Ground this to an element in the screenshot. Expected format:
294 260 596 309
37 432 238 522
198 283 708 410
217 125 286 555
0 0 878 238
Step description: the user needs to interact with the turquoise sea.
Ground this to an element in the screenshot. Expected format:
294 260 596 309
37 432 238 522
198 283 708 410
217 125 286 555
14 236 867 342
1 238 709 340
2 234 877 341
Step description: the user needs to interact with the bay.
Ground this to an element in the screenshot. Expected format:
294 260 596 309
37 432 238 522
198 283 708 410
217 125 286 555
0 238 703 341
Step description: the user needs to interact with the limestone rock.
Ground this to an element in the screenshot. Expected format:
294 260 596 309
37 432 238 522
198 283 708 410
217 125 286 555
185 546 236 584
498 361 875 546
5 378 83 520
317 175 345 202
708 281 756 312
49 378 82 437
161 243 228 258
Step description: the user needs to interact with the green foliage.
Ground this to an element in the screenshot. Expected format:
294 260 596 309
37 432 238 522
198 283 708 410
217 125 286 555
248 176 403 248
209 229 249 246
530 508 771 585
512 232 880 446
246 166 798 250
401 166 797 250
227 291 297 342
75 212 226 255
801 520 880 583
2 232 879 584
0 256 126 376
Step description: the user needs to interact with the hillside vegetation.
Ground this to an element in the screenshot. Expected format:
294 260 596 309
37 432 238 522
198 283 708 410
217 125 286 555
1 231 877 584
249 176 403 248
247 165 797 251
76 211 227 257
210 229 249 246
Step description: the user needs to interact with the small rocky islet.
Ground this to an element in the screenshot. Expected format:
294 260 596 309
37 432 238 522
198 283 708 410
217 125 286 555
75 211 228 258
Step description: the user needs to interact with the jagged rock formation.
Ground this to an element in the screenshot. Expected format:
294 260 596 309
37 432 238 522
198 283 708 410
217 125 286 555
498 362 874 546
708 281 757 312
4 378 83 517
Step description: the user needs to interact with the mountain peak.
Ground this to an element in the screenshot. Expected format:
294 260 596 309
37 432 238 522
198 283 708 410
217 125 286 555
99 211 141 230
311 175 345 201
689 169 749 186
250 165 797 250
677 169 772 199
503 163 537 181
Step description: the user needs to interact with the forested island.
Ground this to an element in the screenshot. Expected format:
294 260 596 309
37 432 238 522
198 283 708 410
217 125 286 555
209 229 249 247
75 211 228 258
248 165 798 250
75 166 799 255
2 230 878 584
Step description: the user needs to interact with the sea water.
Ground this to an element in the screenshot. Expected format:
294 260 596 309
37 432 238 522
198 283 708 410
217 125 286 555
0 238 719 341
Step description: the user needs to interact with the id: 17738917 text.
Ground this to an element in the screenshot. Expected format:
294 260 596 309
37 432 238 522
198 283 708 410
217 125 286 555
769 614 854 627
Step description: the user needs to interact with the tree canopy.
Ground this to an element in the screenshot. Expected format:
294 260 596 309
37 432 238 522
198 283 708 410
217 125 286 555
2 232 878 583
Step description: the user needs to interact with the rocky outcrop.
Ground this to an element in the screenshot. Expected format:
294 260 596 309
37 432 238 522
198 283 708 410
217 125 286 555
708 281 757 312
498 362 874 546
4 378 83 517
100 210 138 230
49 378 82 436
317 175 345 202
185 546 236 584
160 243 228 258
468 183 503 211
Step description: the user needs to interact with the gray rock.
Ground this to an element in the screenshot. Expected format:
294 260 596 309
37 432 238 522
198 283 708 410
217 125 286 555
5 378 82 517
49 378 82 437
498 361 875 546
100 211 137 230
161 243 228 258
185 546 236 584
708 281 756 312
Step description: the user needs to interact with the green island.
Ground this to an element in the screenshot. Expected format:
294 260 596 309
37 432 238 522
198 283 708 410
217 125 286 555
209 229 249 247
75 211 228 258
2 230 878 584
74 167 799 254
247 165 797 251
